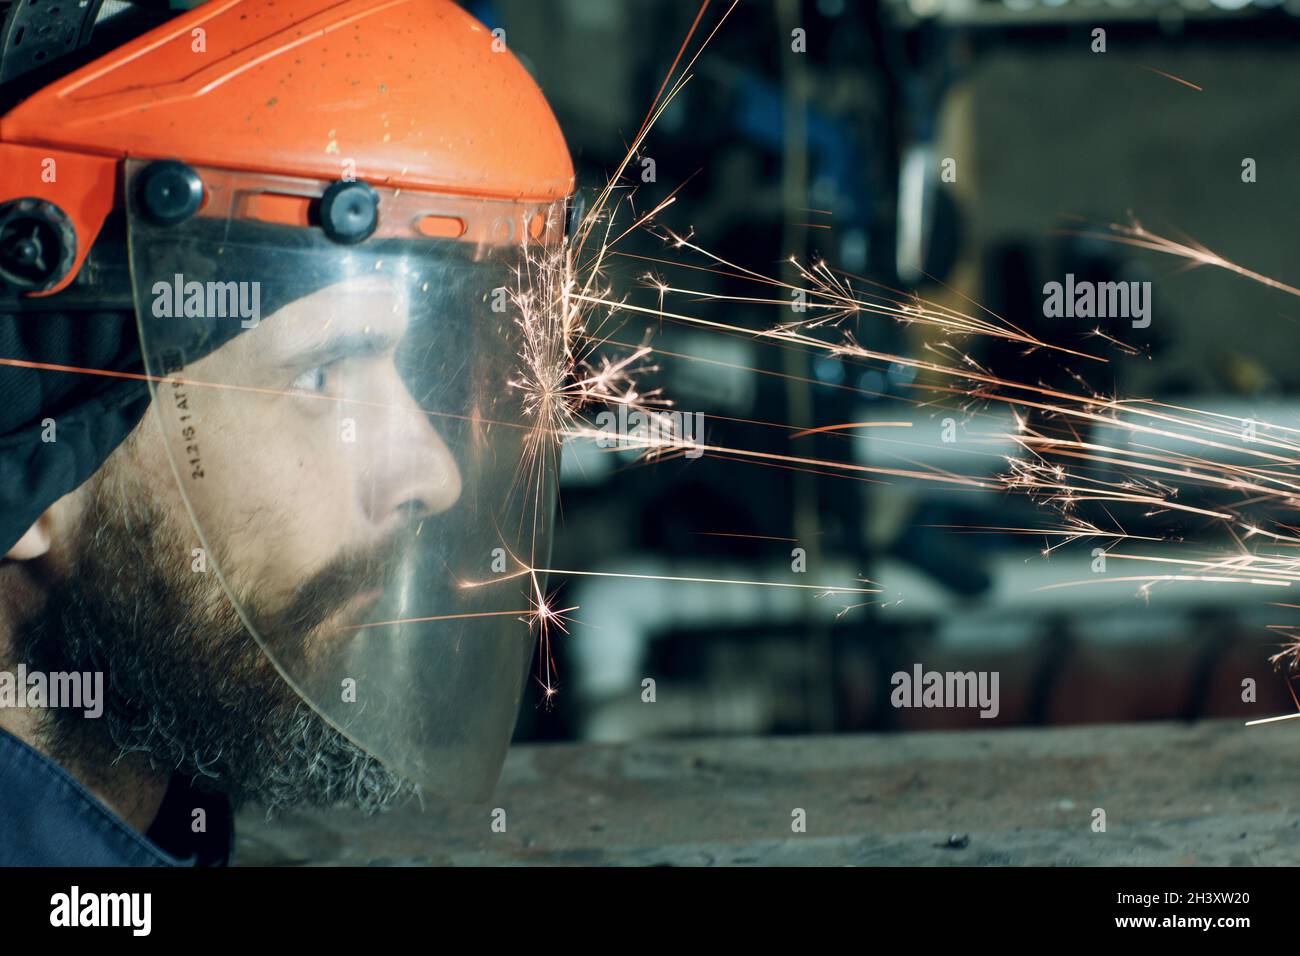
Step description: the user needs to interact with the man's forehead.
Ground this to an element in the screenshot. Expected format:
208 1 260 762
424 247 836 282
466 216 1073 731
264 277 411 354
200 276 412 367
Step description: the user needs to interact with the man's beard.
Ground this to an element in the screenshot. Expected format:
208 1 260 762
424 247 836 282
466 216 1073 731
16 461 418 815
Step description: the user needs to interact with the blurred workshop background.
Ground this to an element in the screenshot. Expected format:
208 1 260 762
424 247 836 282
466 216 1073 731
463 0 1300 743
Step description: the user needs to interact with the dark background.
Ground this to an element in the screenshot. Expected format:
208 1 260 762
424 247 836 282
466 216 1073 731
461 0 1300 744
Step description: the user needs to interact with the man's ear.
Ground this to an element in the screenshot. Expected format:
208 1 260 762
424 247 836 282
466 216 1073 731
4 513 53 561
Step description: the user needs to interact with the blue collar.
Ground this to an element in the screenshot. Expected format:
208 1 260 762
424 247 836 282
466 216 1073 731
0 726 233 866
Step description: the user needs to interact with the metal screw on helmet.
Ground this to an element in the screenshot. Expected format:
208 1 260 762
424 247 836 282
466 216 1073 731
0 198 76 292
136 160 205 225
319 180 379 244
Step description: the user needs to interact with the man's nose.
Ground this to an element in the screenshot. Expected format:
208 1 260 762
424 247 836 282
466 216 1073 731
357 373 463 528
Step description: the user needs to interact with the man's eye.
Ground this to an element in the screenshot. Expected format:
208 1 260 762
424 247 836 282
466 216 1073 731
290 365 331 394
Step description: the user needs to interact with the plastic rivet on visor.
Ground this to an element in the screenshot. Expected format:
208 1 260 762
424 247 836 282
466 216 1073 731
319 180 380 244
136 160 206 226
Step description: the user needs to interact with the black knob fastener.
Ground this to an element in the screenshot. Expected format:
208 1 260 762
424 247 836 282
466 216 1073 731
136 160 205 226
0 198 76 292
318 180 379 244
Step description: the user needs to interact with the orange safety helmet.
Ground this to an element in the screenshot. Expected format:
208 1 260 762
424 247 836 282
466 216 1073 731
0 0 573 295
0 0 576 803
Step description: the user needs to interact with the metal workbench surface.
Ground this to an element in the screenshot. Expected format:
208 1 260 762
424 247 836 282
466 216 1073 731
234 720 1300 866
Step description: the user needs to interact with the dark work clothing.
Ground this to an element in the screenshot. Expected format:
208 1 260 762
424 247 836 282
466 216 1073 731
0 725 233 866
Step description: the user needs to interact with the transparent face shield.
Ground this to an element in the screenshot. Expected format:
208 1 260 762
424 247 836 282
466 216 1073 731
125 160 568 800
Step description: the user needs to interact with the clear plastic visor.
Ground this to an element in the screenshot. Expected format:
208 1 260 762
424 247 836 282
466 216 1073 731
126 161 567 799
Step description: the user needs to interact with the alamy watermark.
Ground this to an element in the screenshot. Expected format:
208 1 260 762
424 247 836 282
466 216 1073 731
593 405 705 460
151 274 261 328
0 665 103 718
50 886 151 936
1042 274 1150 329
890 663 999 719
